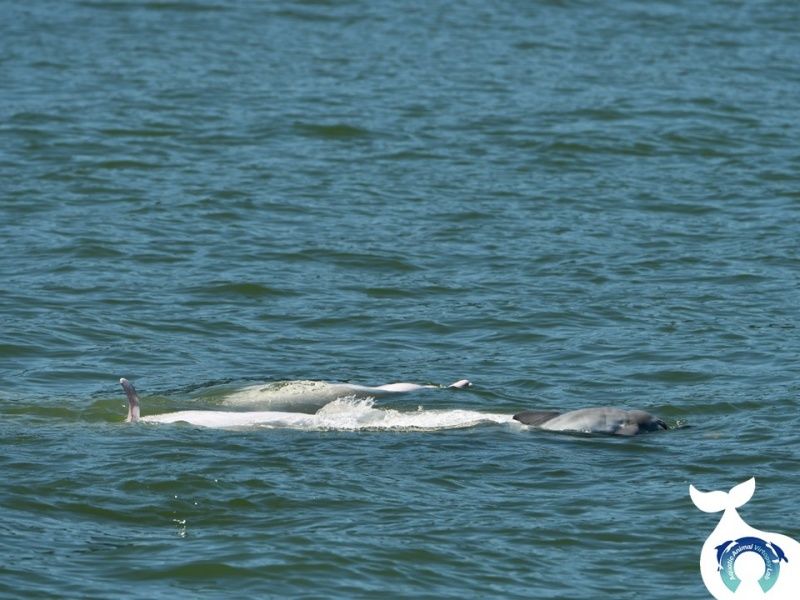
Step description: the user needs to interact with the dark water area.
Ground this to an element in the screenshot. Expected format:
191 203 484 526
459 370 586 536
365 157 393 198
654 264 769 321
1 1 799 598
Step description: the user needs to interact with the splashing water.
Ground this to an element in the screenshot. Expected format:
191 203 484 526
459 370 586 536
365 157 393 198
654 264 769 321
307 397 514 431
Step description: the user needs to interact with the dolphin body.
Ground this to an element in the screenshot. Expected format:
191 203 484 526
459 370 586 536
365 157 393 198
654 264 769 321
119 377 471 427
221 378 471 411
513 407 668 436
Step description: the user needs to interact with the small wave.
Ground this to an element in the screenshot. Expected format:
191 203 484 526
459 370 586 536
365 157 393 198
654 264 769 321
293 122 372 140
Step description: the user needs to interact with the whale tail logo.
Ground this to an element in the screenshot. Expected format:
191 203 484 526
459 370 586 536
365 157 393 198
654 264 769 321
690 478 800 599
690 478 755 514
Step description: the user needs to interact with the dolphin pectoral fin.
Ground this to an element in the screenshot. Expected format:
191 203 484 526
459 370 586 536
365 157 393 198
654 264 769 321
448 379 472 389
120 378 141 423
512 410 562 427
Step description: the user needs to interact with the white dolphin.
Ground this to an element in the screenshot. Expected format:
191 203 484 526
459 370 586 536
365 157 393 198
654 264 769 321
220 378 471 411
120 377 472 427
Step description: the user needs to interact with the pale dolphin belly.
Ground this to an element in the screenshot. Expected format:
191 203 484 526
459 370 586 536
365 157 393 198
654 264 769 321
141 409 314 428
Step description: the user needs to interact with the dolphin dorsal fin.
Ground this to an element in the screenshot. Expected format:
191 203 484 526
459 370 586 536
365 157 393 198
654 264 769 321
690 478 756 513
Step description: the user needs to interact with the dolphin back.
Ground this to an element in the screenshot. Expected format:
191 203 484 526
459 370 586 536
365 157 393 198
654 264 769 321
515 406 668 436
512 410 562 427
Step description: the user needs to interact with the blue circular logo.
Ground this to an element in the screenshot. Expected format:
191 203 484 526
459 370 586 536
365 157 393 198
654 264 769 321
715 536 788 593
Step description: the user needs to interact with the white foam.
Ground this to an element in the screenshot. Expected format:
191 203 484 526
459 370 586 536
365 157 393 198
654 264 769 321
310 397 513 431
140 397 514 431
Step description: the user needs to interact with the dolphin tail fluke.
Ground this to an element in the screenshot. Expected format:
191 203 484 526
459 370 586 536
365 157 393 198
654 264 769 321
447 379 472 389
120 378 140 423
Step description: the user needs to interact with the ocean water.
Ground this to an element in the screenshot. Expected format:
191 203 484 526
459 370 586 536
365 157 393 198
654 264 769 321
2 0 800 597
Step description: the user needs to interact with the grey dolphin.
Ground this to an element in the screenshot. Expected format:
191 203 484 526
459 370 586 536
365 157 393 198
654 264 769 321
513 407 668 436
